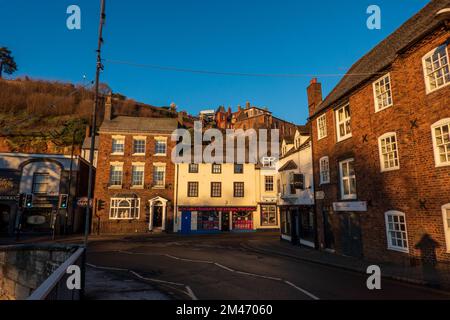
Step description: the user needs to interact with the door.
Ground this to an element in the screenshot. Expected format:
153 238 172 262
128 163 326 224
181 211 191 234
340 213 363 258
322 206 335 250
221 211 230 231
0 204 10 234
153 206 163 228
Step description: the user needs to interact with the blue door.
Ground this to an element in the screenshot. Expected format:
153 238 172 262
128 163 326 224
181 211 191 234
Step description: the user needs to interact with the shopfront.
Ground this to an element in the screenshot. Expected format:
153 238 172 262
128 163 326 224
178 207 256 234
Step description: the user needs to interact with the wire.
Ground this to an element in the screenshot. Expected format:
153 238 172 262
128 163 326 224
104 59 387 78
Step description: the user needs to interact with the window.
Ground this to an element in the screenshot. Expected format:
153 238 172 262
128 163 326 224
373 73 393 111
261 205 277 226
431 118 450 167
442 204 450 253
32 173 49 194
335 104 352 141
153 165 165 187
109 164 123 187
234 182 244 197
212 163 222 174
187 182 199 197
378 133 400 171
317 114 327 140
112 137 125 154
110 198 140 220
289 173 296 195
155 139 167 155
422 45 450 93
188 163 199 173
234 163 244 174
133 138 146 155
319 156 330 184
131 165 144 187
265 176 274 192
339 159 356 200
211 182 222 197
385 211 409 253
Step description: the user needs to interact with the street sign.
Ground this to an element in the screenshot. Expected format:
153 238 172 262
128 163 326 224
77 197 93 208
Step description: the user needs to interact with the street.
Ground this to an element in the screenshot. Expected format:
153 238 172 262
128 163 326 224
86 233 450 300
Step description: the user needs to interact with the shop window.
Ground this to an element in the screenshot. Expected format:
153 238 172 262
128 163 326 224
110 198 140 220
261 205 277 226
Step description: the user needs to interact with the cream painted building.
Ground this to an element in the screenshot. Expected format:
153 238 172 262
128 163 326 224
174 162 279 233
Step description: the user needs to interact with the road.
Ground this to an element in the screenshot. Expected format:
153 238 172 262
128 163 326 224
86 232 450 300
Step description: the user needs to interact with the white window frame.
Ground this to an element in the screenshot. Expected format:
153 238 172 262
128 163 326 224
109 198 140 220
335 104 352 142
109 162 123 188
317 114 327 140
131 163 145 188
264 175 274 192
154 137 168 156
339 158 356 200
319 156 330 184
378 132 400 172
153 164 166 188
373 73 393 112
442 204 450 253
384 210 409 253
111 135 125 155
132 137 146 156
431 118 450 167
422 45 450 94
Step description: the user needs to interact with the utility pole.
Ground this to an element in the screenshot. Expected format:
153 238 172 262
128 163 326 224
84 0 106 246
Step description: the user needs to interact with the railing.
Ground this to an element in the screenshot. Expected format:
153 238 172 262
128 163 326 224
27 247 85 300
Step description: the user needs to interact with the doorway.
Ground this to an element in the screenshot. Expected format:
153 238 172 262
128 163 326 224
148 197 168 231
0 204 11 234
221 211 230 231
340 212 363 258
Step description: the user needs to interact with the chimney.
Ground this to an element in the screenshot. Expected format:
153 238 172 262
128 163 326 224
307 78 322 117
238 105 242 112
104 93 112 121
177 111 184 126
245 101 251 109
85 125 91 138
227 106 232 116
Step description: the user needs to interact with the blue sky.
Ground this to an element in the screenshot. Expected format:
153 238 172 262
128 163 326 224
0 0 430 124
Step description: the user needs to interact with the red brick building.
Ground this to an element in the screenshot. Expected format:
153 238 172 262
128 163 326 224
308 1 450 265
93 97 179 234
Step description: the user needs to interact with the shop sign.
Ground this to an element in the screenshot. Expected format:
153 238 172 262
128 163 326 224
315 191 325 200
333 201 367 212
180 207 256 212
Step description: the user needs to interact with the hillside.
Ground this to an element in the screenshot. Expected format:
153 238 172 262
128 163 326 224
0 78 190 154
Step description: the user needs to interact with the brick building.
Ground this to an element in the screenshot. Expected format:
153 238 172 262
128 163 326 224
308 1 450 265
93 97 179 234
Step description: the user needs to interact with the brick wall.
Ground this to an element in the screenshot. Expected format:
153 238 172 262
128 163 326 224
93 133 176 234
310 28 450 264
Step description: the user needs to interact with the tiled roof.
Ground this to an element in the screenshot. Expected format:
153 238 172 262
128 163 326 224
278 160 298 172
82 136 99 149
100 116 179 133
313 0 450 116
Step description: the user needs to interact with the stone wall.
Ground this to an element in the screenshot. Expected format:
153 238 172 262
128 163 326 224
0 244 78 300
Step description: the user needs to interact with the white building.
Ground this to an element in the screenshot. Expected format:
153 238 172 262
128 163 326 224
277 125 315 247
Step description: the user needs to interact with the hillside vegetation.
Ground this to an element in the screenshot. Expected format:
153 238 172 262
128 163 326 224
0 78 182 154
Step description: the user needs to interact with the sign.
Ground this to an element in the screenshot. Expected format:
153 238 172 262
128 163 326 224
27 215 46 225
179 207 256 212
333 201 367 212
0 195 18 201
261 197 277 203
315 191 325 200
77 197 93 208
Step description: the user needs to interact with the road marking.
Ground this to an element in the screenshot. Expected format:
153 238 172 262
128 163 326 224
86 262 198 300
108 249 320 300
284 280 320 300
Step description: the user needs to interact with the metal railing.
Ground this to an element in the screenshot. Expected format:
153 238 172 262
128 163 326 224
27 247 85 300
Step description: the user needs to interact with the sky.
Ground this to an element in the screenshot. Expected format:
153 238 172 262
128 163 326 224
0 0 431 124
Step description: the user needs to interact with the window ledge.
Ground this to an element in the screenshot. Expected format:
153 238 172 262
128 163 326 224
108 186 122 190
132 153 145 157
336 134 352 143
375 104 393 113
426 81 450 95
387 246 409 254
154 153 167 157
130 186 144 190
380 167 400 173
435 162 450 168
152 186 166 190
111 153 124 156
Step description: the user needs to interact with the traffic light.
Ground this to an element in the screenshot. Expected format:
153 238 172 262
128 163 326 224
25 194 33 208
97 199 105 211
59 194 69 209
18 193 26 209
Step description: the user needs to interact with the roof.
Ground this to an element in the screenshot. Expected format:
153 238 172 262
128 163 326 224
100 116 179 134
82 136 99 149
280 138 312 160
278 160 298 172
314 0 450 116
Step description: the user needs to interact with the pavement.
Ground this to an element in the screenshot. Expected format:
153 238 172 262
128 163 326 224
2 232 450 300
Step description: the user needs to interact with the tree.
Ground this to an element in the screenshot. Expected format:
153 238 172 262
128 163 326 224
0 47 18 79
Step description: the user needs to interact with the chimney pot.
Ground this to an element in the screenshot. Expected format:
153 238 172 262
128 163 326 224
104 93 112 121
